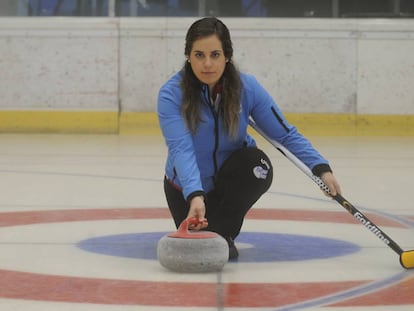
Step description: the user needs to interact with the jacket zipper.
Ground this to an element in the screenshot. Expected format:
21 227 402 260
203 87 220 181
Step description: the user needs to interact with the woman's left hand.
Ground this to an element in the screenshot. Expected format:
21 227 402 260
320 172 342 197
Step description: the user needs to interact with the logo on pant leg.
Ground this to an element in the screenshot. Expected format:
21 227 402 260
253 158 270 179
253 166 268 179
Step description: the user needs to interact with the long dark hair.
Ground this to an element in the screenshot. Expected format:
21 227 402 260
181 17 241 138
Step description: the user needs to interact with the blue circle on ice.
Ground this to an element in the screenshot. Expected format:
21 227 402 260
77 232 360 263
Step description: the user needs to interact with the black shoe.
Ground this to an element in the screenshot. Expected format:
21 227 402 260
225 237 239 260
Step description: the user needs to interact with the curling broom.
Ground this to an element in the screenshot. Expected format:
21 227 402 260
249 118 414 269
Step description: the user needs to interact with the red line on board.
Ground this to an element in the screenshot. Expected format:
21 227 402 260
0 208 406 228
329 275 414 306
0 269 368 307
0 208 170 227
246 208 406 228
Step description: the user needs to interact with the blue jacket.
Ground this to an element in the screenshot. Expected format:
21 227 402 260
158 71 329 200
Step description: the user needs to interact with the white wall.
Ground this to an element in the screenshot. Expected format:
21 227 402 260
0 18 119 111
0 17 413 115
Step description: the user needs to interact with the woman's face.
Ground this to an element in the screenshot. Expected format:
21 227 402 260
188 34 227 90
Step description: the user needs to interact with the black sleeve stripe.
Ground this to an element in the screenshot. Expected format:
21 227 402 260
187 191 206 203
271 106 290 133
312 164 332 177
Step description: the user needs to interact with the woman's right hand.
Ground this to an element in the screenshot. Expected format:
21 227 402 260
187 195 208 230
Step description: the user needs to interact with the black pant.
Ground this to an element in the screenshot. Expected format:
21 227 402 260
163 147 273 240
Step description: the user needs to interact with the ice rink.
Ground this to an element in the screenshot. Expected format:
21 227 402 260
0 133 413 310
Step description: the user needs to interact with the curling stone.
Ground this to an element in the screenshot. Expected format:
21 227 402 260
157 218 229 273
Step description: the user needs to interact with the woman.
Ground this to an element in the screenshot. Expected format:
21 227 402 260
157 17 341 259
